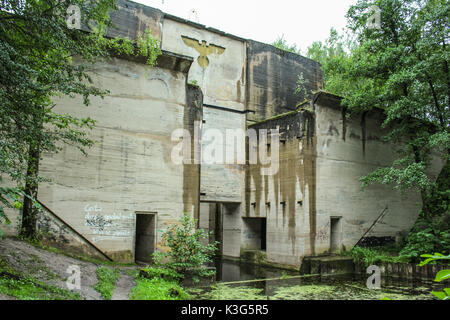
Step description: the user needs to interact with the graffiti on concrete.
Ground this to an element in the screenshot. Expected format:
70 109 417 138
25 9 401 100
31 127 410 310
316 221 330 242
84 204 135 243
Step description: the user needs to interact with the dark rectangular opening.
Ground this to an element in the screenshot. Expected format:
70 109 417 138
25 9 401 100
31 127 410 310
135 213 156 263
261 218 267 251
243 217 267 251
330 217 342 254
213 203 223 256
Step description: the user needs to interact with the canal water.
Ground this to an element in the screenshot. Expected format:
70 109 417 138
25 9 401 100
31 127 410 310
187 259 443 300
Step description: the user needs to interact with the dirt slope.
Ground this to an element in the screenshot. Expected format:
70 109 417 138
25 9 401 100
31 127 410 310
0 237 138 300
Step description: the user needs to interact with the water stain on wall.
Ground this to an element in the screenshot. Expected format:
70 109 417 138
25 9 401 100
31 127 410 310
247 110 317 256
183 84 204 221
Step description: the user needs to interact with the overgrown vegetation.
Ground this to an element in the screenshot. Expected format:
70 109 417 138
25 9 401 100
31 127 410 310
140 266 183 283
152 213 219 283
94 266 120 300
271 34 302 55
0 257 81 300
131 267 189 300
188 281 433 300
301 0 450 261
195 283 266 300
419 253 450 300
398 215 450 262
129 214 218 299
347 246 405 267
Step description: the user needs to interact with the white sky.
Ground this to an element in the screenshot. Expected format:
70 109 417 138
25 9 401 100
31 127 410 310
134 0 356 53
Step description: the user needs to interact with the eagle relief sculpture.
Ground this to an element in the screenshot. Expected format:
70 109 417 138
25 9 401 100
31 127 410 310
181 36 225 69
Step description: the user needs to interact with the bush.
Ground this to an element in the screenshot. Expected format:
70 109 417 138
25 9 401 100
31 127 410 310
399 215 450 263
139 267 183 282
152 213 219 283
350 246 404 267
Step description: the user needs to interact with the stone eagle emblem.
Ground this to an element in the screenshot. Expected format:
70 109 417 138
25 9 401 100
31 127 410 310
181 36 225 69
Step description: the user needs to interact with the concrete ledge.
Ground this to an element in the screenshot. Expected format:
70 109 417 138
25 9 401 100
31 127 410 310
300 256 355 275
354 262 450 282
240 249 300 272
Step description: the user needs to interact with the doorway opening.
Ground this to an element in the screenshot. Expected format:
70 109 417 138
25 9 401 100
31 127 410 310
199 203 223 256
243 217 267 251
330 217 342 254
135 212 157 263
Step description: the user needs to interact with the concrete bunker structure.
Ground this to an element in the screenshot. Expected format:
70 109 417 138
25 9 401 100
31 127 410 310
3 0 444 268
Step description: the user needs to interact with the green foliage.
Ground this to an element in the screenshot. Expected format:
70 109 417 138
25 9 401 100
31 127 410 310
307 0 449 265
343 0 449 195
271 35 302 55
305 0 449 206
0 276 82 300
140 266 183 283
196 283 266 300
130 277 189 300
136 28 162 66
294 73 310 99
152 213 219 283
94 266 120 300
349 246 404 267
305 27 357 96
399 215 450 262
0 0 161 238
0 258 81 300
189 80 199 87
419 253 450 300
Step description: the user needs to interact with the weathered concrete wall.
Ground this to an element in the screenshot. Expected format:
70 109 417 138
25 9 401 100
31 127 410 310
245 92 443 268
33 55 198 262
4 1 437 270
36 205 108 260
247 109 316 267
246 40 323 123
200 107 246 203
313 92 443 254
161 17 246 111
161 16 247 205
107 0 163 41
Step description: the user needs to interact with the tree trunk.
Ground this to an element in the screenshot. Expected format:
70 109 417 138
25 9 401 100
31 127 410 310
20 143 40 239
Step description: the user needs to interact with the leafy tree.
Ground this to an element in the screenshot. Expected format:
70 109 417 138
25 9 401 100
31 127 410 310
0 0 161 238
343 0 449 195
305 27 360 97
271 34 302 55
343 0 449 256
305 0 449 257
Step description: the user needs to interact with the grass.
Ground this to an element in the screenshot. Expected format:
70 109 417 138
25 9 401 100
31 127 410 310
0 258 81 300
94 266 121 300
130 266 189 300
130 278 189 300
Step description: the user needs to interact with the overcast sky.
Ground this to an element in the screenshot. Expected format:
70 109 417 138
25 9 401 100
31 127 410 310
134 0 357 53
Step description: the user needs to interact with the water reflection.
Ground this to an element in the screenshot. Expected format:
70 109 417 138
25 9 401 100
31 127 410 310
202 258 443 300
